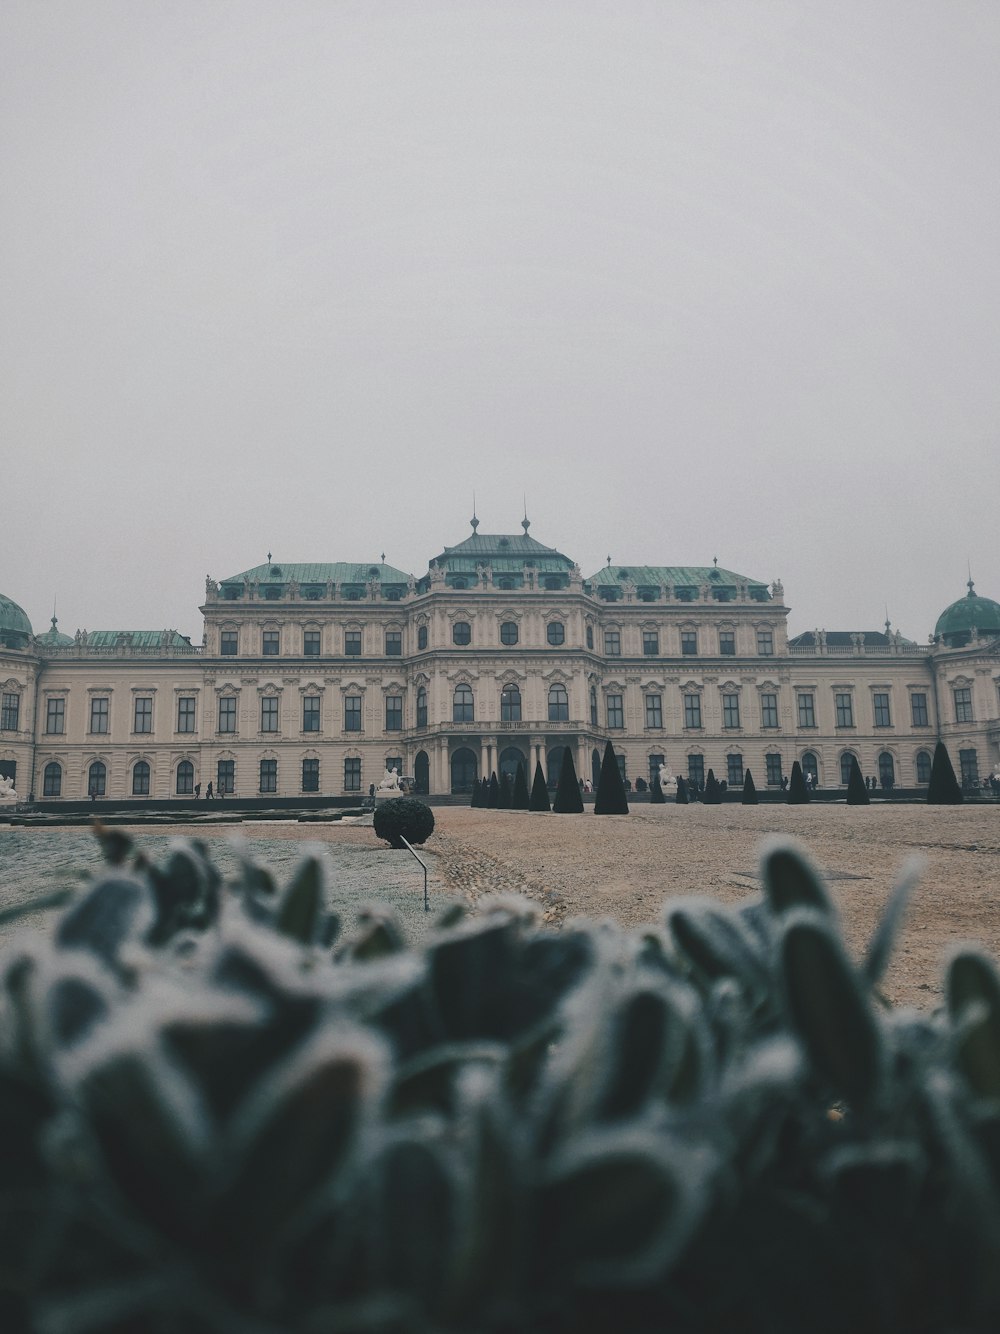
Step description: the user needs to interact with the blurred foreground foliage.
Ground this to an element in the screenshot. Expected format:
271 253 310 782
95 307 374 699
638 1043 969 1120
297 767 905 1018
1 827 1000 1333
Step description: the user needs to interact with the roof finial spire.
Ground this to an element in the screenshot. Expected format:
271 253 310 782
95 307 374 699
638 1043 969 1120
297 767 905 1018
267 551 272 566
521 494 530 533
380 552 385 564
884 604 891 636
968 559 975 597
470 492 479 533
607 553 612 567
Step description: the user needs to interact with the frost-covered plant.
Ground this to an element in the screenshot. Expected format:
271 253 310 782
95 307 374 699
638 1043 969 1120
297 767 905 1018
1 828 1000 1333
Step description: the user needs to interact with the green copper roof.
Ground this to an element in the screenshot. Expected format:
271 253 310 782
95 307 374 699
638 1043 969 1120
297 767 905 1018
0 593 32 643
430 530 576 571
934 580 1000 645
587 564 770 591
86 631 193 649
221 562 412 586
37 615 73 647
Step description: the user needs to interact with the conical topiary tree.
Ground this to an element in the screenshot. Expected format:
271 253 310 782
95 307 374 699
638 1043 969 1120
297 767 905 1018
703 769 722 805
480 777 489 807
675 775 689 805
512 761 530 810
742 769 758 805
846 754 869 806
528 761 551 812
594 740 629 815
787 760 809 805
487 772 500 809
553 748 584 814
499 770 513 809
650 770 666 804
470 777 481 808
928 741 963 805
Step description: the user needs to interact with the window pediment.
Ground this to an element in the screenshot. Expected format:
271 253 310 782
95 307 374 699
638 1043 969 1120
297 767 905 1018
299 682 325 695
257 683 282 696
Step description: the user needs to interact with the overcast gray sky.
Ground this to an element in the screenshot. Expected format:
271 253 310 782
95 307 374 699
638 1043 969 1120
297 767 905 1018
4 1 999 643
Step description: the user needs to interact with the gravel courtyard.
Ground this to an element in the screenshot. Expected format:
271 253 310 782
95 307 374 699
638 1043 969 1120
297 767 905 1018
7 803 1000 1010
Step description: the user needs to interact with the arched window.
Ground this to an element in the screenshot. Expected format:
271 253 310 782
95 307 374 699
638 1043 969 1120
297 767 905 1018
416 686 427 728
500 621 519 646
878 752 895 788
801 751 818 784
417 625 428 650
42 762 62 797
453 683 474 722
586 625 594 650
547 621 565 646
590 686 598 726
916 749 932 784
840 751 857 785
452 621 471 646
132 760 150 796
548 683 569 721
88 760 106 797
176 760 195 795
501 683 521 722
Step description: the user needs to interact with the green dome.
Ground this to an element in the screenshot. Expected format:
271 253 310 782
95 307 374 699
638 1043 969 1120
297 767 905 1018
37 614 73 648
934 580 1000 647
0 593 32 648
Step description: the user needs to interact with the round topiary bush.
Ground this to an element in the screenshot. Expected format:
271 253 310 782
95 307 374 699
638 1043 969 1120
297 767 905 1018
372 796 435 848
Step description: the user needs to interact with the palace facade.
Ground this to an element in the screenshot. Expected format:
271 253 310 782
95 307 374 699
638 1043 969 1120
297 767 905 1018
3 522 1000 801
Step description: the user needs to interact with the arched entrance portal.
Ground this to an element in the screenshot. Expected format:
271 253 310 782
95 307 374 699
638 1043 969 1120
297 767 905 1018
414 750 429 795
450 747 478 794
499 746 526 781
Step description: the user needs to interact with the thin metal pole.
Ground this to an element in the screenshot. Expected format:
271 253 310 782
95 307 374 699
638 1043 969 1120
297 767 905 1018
399 836 430 911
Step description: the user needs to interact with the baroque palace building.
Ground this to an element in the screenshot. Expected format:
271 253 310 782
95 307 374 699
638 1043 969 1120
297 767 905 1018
2 520 1000 801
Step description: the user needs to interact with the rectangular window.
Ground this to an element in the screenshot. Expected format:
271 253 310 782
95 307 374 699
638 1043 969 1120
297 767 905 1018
303 630 321 657
261 696 279 733
262 631 280 656
302 758 320 792
220 630 238 656
797 693 816 728
649 753 665 784
134 697 153 733
43 764 62 797
0 693 20 731
217 759 234 795
218 696 237 733
90 697 109 734
385 695 403 731
605 630 621 656
606 694 624 729
873 692 892 727
417 692 427 728
345 695 362 732
645 694 663 728
684 694 702 729
681 631 698 656
766 753 783 785
757 629 774 656
959 748 979 787
177 696 196 733
302 696 321 732
954 687 974 723
835 693 854 727
642 630 659 656
344 757 362 791
687 754 705 787
719 631 735 656
385 755 403 777
911 692 929 727
259 758 277 793
345 631 362 656
723 694 741 729
727 753 744 787
760 693 779 729
385 631 402 656
45 697 65 734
